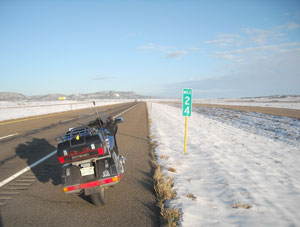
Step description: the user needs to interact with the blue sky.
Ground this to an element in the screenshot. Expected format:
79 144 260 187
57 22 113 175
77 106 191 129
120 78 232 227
0 0 300 98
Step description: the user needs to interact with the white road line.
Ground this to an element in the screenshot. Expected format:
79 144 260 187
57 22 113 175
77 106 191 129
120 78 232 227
114 103 139 117
0 133 18 140
4 187 27 190
0 103 139 188
60 118 74 123
16 179 36 182
0 197 12 200
0 191 20 195
10 183 32 186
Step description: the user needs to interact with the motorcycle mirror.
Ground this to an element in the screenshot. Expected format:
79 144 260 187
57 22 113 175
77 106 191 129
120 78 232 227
115 117 124 124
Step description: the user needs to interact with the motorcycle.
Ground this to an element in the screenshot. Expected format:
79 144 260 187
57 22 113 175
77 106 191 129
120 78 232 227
56 116 125 206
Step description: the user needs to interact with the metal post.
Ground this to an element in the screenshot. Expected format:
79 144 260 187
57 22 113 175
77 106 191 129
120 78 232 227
184 116 188 154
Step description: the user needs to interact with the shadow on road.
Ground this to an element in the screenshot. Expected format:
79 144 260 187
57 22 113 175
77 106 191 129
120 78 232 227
0 211 3 227
15 138 60 186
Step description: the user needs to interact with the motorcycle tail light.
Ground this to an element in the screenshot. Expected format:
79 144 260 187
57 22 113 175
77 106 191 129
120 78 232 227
100 174 122 185
97 147 104 155
81 181 99 189
58 157 64 164
62 185 80 192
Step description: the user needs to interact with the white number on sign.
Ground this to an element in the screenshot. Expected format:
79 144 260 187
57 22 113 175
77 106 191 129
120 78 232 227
184 106 190 114
185 96 190 105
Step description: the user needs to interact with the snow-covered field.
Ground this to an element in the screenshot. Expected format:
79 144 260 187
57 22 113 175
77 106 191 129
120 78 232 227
0 99 133 121
148 96 300 110
193 106 300 147
194 96 300 110
148 102 300 227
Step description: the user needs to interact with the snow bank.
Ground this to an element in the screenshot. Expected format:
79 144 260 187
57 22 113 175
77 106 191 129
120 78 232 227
148 102 300 227
0 99 132 121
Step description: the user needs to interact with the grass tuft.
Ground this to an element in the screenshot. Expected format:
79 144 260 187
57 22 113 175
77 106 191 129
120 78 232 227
232 203 252 209
162 207 180 227
167 167 177 173
160 154 169 159
186 193 197 201
154 167 176 202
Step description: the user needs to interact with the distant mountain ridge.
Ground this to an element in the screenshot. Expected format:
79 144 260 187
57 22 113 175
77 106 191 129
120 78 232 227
0 91 151 101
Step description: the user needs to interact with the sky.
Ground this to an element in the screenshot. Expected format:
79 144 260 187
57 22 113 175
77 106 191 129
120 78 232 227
0 0 300 99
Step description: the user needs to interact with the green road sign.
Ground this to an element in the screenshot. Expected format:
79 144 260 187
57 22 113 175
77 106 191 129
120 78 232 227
182 88 192 117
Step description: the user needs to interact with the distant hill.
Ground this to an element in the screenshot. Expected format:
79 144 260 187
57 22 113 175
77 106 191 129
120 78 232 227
0 91 152 101
0 92 27 101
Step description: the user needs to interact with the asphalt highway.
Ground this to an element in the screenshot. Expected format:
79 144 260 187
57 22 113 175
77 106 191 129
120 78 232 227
0 102 159 227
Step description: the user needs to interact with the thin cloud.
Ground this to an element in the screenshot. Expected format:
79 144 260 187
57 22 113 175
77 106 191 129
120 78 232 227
138 43 156 50
127 32 142 38
163 47 300 98
205 33 241 47
92 76 116 80
138 43 171 52
127 33 137 38
243 28 271 45
213 42 300 60
218 33 241 39
164 22 300 98
138 43 194 59
214 52 235 60
276 22 300 31
243 22 299 45
189 46 200 51
286 22 300 30
204 38 235 46
165 50 188 59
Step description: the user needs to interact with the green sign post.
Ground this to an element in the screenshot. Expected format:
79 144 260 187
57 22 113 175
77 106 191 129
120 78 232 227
182 88 192 154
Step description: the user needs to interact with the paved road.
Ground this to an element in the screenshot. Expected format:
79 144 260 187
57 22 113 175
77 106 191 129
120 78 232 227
0 102 159 227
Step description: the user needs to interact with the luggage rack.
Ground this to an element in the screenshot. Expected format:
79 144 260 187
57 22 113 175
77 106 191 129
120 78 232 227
57 127 98 142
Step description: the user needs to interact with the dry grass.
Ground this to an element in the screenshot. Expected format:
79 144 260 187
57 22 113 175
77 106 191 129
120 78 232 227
232 203 252 209
154 166 176 202
167 167 177 173
147 104 180 226
162 207 180 227
186 193 197 201
160 154 169 159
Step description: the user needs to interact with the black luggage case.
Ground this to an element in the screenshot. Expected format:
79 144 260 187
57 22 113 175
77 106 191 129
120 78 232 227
56 127 108 164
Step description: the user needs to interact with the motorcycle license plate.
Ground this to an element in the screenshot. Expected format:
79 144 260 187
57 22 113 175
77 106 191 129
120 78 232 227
80 166 94 176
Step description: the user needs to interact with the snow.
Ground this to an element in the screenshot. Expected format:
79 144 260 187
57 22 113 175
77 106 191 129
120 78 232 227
148 102 300 227
146 96 300 110
1 99 300 226
193 96 300 110
0 99 132 121
192 106 300 147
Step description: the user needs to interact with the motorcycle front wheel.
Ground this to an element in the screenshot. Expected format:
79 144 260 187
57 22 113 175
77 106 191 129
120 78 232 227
90 187 107 206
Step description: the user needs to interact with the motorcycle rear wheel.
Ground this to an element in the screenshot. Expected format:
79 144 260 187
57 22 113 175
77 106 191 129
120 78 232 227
90 187 107 206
